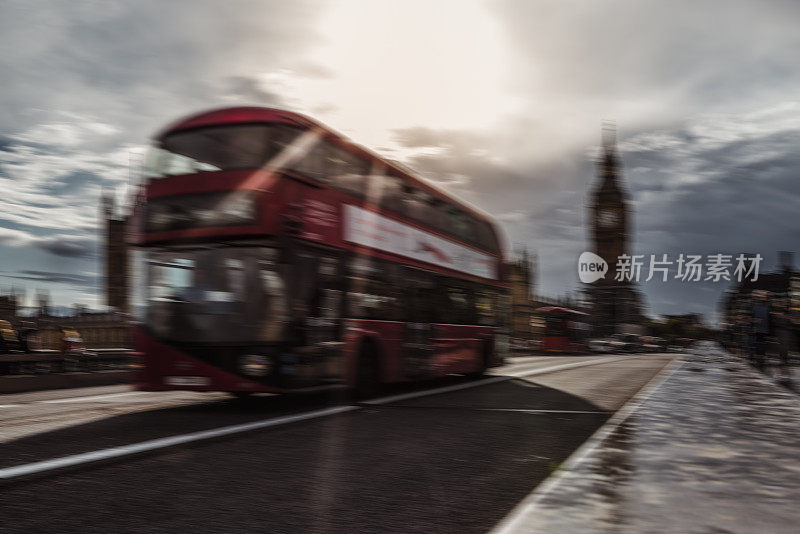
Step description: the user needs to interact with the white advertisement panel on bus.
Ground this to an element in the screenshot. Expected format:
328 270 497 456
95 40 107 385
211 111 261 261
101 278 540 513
343 204 496 280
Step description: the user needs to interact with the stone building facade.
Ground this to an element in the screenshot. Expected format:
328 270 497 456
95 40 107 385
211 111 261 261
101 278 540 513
506 251 538 344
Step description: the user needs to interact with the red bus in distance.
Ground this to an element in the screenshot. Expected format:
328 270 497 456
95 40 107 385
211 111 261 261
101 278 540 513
536 307 590 353
130 107 509 397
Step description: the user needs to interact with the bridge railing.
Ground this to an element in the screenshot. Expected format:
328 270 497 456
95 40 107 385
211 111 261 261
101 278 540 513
0 349 136 376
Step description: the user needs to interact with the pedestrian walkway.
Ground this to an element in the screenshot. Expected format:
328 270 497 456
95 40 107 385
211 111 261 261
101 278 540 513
758 357 800 395
492 342 800 534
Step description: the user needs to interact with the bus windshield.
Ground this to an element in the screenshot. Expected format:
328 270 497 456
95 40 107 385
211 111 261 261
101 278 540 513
145 124 302 178
145 246 289 344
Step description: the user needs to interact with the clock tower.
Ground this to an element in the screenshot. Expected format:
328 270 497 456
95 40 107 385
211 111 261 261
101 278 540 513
591 125 629 272
587 124 644 335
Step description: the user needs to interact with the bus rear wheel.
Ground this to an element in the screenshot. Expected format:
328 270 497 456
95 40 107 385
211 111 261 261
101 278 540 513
467 342 492 379
355 343 381 400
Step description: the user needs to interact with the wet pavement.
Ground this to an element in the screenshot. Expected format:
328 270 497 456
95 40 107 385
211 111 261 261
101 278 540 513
759 358 800 395
494 342 800 534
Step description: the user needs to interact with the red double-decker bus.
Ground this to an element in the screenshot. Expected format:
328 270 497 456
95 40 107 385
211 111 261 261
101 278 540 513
130 107 508 397
536 307 590 353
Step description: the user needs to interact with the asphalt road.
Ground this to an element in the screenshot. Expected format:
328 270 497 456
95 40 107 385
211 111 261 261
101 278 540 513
0 353 677 533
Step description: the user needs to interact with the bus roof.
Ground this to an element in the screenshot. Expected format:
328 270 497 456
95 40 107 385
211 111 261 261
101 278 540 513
155 106 503 233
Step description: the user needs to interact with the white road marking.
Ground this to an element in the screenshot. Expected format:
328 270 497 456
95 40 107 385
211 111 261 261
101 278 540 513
489 355 685 534
0 405 358 482
363 356 629 406
0 404 23 409
477 408 612 414
37 392 149 404
0 354 636 483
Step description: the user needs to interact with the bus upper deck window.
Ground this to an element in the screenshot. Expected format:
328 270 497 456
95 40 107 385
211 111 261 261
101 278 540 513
290 141 327 180
376 174 404 213
404 188 428 221
329 146 367 196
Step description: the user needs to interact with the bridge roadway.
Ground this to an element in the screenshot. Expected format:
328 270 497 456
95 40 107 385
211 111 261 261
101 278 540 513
0 352 678 533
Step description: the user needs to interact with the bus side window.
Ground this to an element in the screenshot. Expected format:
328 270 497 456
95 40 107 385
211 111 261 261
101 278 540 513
269 125 304 162
315 255 342 319
424 197 445 232
475 289 496 326
346 256 399 321
475 220 499 252
290 139 328 181
445 285 475 325
403 268 434 323
429 198 452 234
374 174 404 214
442 204 466 241
465 286 478 325
404 187 432 224
454 209 472 242
328 145 368 197
462 214 480 246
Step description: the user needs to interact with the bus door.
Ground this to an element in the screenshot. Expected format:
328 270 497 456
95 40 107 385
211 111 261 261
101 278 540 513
286 246 344 384
344 255 403 382
432 279 480 374
402 268 435 380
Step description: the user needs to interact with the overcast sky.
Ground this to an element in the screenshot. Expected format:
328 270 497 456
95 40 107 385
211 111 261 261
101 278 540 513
1 0 799 322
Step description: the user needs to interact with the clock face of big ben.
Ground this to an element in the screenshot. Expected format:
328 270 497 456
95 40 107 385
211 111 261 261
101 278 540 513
598 209 619 228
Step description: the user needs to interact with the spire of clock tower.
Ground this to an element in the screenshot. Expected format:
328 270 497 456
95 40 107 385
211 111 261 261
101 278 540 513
591 122 629 269
595 123 626 201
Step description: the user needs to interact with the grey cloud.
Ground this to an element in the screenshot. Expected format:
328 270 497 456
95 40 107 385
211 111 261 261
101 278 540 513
45 170 100 195
0 226 97 258
290 59 337 79
3 270 98 288
36 235 97 258
392 127 487 153
495 0 800 114
0 1 324 140
225 76 287 107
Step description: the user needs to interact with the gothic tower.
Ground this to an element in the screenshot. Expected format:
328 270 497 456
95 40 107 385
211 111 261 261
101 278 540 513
102 190 130 313
587 124 644 335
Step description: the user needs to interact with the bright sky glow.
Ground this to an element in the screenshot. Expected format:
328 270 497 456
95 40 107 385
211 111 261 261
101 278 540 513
286 0 517 147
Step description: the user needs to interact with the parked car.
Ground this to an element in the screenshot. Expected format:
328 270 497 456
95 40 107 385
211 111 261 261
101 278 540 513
588 338 613 353
640 336 662 352
612 333 641 352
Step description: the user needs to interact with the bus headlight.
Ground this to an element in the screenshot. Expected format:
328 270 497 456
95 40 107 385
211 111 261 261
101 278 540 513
239 354 272 377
